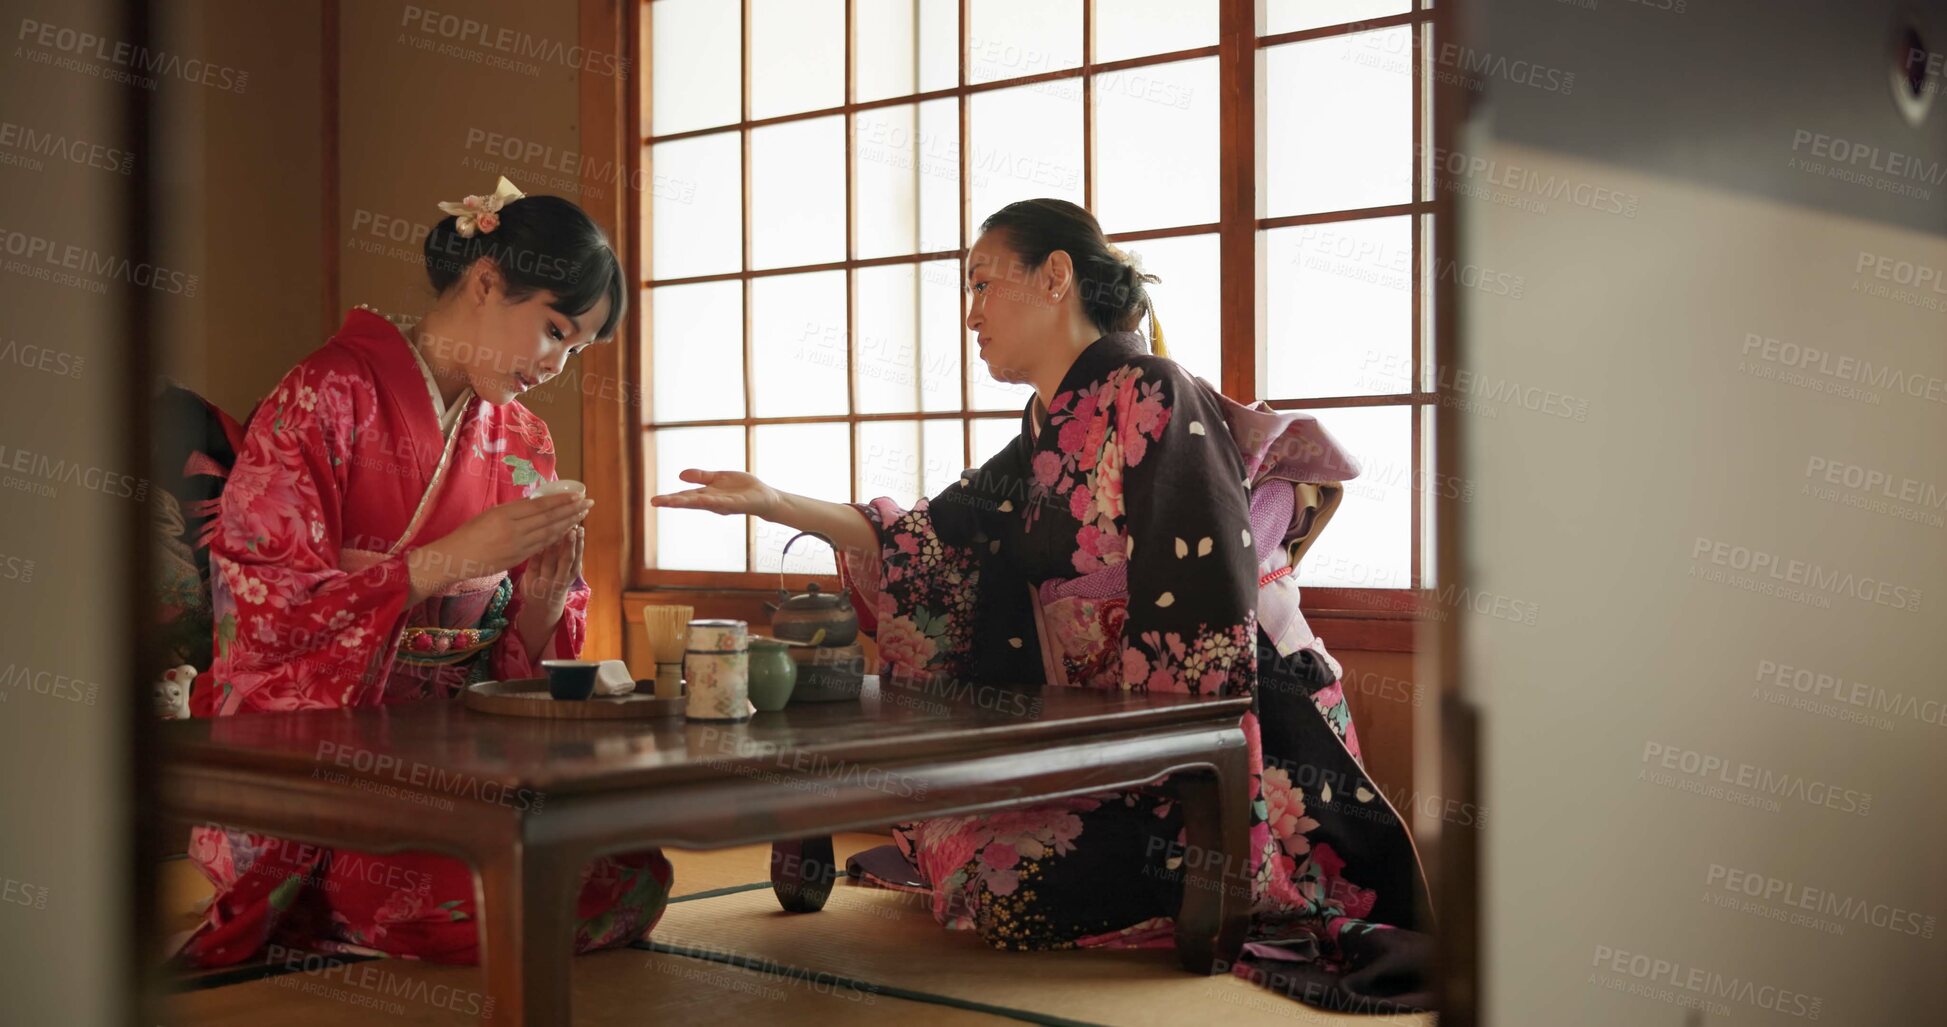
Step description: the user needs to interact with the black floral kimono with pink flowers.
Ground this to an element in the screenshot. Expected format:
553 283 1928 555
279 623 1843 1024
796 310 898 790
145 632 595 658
840 333 1431 1013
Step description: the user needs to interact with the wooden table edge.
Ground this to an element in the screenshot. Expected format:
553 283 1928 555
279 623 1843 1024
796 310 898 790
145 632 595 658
156 694 1256 796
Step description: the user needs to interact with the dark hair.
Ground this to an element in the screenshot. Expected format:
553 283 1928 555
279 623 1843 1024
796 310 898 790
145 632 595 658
423 194 626 340
979 198 1157 338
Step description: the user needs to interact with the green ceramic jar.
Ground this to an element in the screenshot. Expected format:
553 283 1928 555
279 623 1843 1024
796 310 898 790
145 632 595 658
746 639 799 711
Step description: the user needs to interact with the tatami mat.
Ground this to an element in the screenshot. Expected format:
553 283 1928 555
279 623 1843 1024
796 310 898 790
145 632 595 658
158 831 1431 1025
158 943 1005 1025
650 879 1434 1027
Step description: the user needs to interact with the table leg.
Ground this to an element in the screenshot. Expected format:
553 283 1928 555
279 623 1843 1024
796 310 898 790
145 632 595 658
475 844 580 1025
1173 741 1253 975
770 836 837 913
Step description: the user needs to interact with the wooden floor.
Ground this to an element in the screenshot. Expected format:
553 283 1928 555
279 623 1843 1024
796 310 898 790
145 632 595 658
157 834 1436 1026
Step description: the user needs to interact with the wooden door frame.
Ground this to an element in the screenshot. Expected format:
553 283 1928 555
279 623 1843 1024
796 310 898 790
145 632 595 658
577 0 640 662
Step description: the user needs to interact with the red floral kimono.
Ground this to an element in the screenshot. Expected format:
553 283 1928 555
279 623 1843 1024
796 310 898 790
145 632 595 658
841 333 1431 1013
173 309 670 967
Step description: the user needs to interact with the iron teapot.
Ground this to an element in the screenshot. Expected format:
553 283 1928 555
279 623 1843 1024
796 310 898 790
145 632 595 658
764 531 859 648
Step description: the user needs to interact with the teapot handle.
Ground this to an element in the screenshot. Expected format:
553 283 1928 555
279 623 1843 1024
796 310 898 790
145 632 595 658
778 530 840 598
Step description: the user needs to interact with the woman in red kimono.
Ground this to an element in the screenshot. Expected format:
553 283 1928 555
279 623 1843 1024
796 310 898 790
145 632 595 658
654 199 1429 1012
173 178 673 967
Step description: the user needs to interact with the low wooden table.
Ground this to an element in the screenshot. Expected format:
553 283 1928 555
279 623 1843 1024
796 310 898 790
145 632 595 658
158 677 1253 1025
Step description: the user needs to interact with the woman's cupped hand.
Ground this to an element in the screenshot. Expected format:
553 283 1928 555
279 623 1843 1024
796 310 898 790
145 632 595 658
407 492 590 603
649 468 780 519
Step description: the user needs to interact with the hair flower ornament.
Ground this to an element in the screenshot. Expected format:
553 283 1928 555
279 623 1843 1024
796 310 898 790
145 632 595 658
437 176 526 237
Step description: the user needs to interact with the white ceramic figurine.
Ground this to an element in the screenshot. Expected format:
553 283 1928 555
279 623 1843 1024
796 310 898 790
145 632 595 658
154 665 195 719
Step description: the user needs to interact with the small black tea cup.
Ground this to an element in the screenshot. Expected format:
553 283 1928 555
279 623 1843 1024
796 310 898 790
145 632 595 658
541 660 599 701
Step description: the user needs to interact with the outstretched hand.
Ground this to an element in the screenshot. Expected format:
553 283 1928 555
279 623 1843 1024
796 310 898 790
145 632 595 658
649 469 781 519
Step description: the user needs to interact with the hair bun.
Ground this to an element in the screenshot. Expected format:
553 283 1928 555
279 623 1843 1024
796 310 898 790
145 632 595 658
1081 251 1154 334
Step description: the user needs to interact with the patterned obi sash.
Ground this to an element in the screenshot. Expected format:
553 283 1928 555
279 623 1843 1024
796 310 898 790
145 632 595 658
341 548 513 667
396 576 513 667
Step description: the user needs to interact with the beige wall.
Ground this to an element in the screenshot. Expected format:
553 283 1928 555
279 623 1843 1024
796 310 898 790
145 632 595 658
203 2 326 417
155 0 324 419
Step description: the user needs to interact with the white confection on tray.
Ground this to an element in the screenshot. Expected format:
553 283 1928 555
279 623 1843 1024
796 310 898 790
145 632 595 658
593 659 636 697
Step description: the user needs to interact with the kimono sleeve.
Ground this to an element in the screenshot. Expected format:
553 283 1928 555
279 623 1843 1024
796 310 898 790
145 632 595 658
199 362 413 714
839 441 1040 685
489 413 590 678
1110 364 1258 696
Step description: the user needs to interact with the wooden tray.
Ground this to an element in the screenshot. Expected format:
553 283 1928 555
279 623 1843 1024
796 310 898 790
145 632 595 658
464 678 684 719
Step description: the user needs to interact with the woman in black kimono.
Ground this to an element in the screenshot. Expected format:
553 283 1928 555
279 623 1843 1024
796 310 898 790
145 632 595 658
652 199 1429 1011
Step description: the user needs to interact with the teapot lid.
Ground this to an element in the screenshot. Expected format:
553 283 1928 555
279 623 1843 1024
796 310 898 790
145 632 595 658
779 581 848 611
